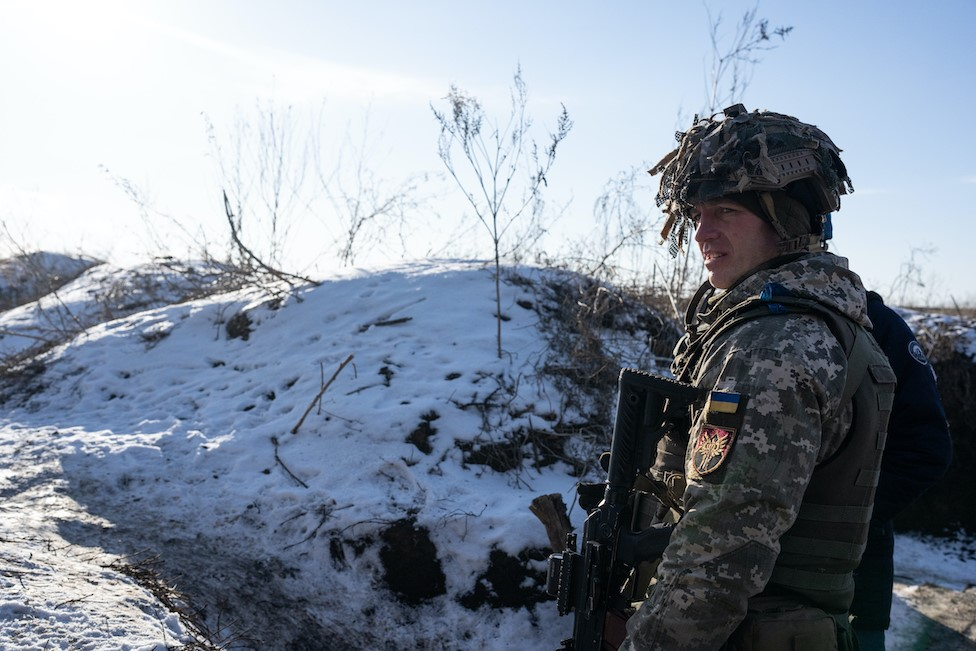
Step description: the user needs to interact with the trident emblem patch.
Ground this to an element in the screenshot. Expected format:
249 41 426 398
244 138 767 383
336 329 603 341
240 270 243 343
691 425 737 476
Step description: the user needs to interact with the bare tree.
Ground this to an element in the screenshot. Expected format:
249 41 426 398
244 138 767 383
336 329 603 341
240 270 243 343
556 165 701 321
204 99 310 273
888 245 937 307
207 100 435 275
703 3 793 115
576 167 658 283
103 166 218 262
109 98 433 293
314 111 433 267
432 67 572 358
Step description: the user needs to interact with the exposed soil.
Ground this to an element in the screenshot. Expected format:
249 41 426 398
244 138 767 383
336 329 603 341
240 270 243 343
893 582 976 650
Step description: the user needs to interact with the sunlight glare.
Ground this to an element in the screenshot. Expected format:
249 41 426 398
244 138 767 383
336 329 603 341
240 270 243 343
7 0 139 74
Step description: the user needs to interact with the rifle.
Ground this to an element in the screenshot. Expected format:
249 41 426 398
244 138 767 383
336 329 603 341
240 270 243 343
546 368 698 651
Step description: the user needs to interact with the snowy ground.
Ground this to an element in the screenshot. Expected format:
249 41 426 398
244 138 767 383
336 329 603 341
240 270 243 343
0 257 972 650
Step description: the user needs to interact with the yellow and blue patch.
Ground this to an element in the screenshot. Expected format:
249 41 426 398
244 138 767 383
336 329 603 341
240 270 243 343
706 390 741 414
692 389 747 479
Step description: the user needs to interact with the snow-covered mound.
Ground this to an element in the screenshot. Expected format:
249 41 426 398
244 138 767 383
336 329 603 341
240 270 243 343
0 251 100 312
0 259 667 648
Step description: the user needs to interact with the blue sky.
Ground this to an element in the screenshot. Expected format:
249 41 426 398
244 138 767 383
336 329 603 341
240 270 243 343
1 0 973 305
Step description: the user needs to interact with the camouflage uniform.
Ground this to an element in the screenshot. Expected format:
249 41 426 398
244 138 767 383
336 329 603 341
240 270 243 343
621 252 891 651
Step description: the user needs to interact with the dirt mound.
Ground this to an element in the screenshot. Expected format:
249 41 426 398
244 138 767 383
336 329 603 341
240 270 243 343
894 583 976 649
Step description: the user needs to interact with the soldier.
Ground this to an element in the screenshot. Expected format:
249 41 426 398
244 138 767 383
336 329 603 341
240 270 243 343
620 105 896 650
850 291 952 650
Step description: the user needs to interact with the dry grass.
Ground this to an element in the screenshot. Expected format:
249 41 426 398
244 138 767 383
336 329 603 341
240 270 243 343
107 552 240 650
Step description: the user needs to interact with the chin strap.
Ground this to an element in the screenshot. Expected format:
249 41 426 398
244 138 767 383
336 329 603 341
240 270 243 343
778 233 825 254
758 191 829 254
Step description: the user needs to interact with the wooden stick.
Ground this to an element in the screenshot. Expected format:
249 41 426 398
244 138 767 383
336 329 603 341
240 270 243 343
529 493 573 551
290 354 354 435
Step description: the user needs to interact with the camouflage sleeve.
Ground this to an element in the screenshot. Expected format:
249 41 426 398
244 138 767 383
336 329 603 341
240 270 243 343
622 316 849 650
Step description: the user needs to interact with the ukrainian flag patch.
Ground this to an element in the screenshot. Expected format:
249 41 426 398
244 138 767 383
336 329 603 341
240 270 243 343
706 391 741 414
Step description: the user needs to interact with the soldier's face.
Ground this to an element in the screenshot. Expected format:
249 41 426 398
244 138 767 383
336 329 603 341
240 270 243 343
692 198 782 289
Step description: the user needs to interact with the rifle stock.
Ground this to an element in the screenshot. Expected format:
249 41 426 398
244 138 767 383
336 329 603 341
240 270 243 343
546 368 697 651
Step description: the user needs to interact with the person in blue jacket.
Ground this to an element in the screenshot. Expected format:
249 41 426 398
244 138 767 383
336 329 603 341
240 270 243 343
851 291 953 650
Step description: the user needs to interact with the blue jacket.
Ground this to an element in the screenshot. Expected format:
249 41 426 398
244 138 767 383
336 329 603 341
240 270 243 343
850 292 953 631
866 291 952 524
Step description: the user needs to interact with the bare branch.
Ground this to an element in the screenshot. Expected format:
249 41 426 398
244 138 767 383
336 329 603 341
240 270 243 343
291 354 355 435
221 190 318 288
432 67 572 358
704 2 793 114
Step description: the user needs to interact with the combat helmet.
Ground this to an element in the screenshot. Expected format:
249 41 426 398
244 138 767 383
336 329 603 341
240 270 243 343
649 104 854 256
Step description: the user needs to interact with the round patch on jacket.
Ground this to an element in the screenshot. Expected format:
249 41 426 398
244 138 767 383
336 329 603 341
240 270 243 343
691 425 737 476
908 340 929 366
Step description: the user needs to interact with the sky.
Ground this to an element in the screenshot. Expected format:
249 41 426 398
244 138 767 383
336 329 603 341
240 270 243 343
0 256 973 647
1 0 974 306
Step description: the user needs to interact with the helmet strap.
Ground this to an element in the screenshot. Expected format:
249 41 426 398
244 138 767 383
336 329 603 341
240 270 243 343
758 192 791 240
778 233 825 254
758 191 826 253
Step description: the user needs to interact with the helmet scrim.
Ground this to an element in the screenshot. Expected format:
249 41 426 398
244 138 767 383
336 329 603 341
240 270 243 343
649 104 854 256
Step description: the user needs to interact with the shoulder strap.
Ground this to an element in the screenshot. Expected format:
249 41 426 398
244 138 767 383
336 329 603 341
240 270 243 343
676 285 870 408
839 327 873 406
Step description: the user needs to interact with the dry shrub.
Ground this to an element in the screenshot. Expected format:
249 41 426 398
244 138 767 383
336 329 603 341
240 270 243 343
896 319 976 535
107 552 242 650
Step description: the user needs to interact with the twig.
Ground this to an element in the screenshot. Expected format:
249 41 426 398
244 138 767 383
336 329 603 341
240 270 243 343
272 435 308 488
222 190 320 288
53 594 95 609
357 316 412 332
291 354 354 435
345 382 383 396
356 297 426 332
283 503 353 550
653 261 682 321
0 329 50 342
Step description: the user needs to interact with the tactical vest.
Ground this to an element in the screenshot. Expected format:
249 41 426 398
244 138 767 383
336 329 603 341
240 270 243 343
674 283 896 613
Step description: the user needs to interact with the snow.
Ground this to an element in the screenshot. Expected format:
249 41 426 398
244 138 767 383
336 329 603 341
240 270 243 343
899 306 976 362
0 257 972 649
